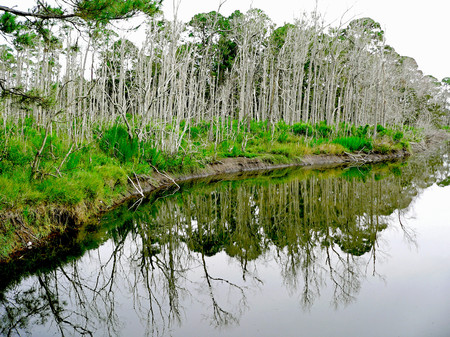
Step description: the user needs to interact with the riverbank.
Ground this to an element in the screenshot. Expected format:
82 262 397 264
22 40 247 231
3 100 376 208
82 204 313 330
0 148 411 262
0 128 448 262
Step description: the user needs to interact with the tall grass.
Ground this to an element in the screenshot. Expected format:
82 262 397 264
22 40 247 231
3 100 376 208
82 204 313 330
332 137 373 152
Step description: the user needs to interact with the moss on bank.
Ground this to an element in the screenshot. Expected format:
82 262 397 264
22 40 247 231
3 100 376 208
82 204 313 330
0 119 422 260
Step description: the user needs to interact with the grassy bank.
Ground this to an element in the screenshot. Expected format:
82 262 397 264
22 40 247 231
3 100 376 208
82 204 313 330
0 119 419 259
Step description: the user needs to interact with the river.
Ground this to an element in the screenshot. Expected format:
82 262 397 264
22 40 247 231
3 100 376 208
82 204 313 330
1 145 449 337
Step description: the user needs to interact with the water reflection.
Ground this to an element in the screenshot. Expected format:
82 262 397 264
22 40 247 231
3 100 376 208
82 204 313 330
1 145 449 336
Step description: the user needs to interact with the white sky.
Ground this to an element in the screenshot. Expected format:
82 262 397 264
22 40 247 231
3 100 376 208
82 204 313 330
2 0 449 80
162 0 450 81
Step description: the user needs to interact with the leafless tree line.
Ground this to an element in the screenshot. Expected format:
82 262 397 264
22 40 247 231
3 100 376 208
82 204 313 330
1 10 449 153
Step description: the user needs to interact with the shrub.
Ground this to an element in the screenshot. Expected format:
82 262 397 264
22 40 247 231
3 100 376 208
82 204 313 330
65 152 82 170
315 122 332 137
99 125 139 163
314 143 345 155
143 146 163 166
393 131 404 142
332 136 373 152
269 146 292 157
189 126 200 139
5 139 34 166
352 125 370 138
277 132 289 143
374 143 391 154
376 124 386 134
0 220 17 259
292 123 313 136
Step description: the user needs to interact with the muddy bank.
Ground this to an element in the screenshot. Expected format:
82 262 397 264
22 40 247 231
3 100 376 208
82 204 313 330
1 133 448 263
103 149 410 212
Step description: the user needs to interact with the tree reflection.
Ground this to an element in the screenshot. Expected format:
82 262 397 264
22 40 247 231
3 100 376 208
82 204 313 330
0 144 448 336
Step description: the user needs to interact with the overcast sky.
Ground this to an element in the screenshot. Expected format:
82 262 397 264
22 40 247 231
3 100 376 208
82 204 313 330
3 0 449 80
162 0 450 81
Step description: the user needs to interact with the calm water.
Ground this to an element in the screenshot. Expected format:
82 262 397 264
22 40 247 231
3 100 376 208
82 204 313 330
1 146 449 337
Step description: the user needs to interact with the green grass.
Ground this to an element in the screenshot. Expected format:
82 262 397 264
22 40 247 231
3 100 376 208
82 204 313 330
0 118 420 259
332 136 373 152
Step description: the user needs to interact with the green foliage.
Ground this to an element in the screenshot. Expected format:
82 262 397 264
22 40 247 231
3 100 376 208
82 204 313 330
277 132 289 143
77 0 158 23
333 136 373 152
393 131 404 142
13 32 38 49
187 10 239 81
97 163 127 188
74 171 105 200
38 177 85 205
0 219 17 259
376 124 386 135
65 152 82 171
222 145 245 158
270 24 295 51
342 166 372 182
315 122 332 137
438 176 450 187
345 17 384 43
0 12 18 34
292 123 313 136
352 125 370 138
374 143 391 154
99 125 139 163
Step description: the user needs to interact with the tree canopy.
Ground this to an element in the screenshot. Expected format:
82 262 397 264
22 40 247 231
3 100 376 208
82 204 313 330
0 0 162 43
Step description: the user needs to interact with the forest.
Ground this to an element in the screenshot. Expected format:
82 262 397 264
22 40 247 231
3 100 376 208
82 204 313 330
0 0 449 259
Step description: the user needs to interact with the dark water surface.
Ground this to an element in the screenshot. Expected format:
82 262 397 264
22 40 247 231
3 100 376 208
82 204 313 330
1 146 449 337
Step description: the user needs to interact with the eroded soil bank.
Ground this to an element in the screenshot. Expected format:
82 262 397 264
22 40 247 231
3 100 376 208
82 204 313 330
1 131 448 263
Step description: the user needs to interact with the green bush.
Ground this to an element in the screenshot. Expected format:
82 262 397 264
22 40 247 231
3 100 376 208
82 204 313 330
0 159 13 174
352 125 370 138
374 143 391 154
5 139 34 166
292 122 313 136
143 146 163 167
269 146 292 157
333 136 373 152
189 126 200 139
0 220 17 259
393 131 404 142
277 132 289 143
65 151 82 171
99 125 139 163
315 122 332 137
376 124 386 134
